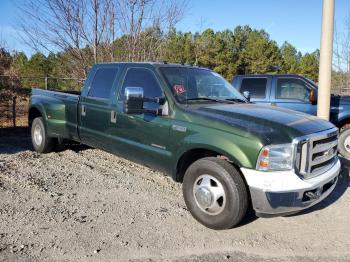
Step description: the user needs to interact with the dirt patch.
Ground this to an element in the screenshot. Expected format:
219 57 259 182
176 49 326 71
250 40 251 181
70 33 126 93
0 129 349 261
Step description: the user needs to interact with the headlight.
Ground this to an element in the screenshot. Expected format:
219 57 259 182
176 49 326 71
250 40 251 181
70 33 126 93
256 143 294 171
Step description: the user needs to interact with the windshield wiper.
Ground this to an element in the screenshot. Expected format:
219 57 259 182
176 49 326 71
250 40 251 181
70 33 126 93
224 98 247 103
184 97 222 103
184 97 243 104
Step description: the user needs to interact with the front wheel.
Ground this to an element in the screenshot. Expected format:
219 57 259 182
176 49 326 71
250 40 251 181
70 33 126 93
31 117 56 153
338 128 350 159
182 157 248 230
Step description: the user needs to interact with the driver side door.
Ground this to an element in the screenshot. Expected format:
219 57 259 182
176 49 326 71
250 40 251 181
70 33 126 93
113 66 173 172
272 76 317 116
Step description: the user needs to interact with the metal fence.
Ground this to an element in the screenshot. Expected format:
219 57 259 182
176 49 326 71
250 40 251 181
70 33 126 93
0 75 84 91
0 95 29 127
0 75 84 128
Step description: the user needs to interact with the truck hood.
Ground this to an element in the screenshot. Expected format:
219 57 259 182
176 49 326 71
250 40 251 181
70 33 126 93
190 103 335 144
331 94 350 106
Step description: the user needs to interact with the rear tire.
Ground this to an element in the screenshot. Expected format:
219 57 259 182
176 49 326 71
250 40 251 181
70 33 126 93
31 117 56 153
182 157 248 230
338 128 350 159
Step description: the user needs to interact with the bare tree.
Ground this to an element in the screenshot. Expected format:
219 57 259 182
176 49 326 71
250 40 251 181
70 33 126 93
0 35 8 51
333 12 350 94
0 37 10 74
116 0 187 61
17 0 117 78
193 17 209 66
17 0 187 77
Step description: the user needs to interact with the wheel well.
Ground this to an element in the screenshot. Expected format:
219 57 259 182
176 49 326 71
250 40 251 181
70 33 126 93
175 148 239 182
28 107 42 126
337 118 350 131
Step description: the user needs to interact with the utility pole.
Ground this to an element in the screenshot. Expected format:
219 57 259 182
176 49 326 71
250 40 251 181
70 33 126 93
317 0 335 120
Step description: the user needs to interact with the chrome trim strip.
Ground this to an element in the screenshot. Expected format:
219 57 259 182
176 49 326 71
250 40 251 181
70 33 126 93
300 142 307 172
312 151 337 165
313 140 338 154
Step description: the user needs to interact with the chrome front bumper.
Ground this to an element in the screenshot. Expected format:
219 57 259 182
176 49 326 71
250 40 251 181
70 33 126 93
241 158 341 217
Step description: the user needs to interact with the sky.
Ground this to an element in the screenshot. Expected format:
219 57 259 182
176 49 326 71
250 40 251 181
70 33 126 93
0 0 349 57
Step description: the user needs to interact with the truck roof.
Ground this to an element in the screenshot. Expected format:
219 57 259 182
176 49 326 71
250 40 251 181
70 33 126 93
94 62 210 70
234 74 305 78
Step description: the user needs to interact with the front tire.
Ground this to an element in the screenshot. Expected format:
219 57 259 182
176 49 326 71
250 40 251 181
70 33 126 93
182 157 248 230
31 117 55 153
338 128 350 159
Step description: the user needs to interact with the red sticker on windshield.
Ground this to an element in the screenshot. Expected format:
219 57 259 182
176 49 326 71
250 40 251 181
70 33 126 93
174 84 186 94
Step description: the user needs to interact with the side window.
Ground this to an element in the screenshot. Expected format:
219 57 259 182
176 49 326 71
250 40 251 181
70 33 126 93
240 78 267 98
120 68 163 109
88 68 118 99
276 78 310 101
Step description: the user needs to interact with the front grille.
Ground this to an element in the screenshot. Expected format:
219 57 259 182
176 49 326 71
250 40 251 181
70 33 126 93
296 128 338 179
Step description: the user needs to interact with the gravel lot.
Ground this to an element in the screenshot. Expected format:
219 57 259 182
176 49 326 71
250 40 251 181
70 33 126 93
0 128 349 262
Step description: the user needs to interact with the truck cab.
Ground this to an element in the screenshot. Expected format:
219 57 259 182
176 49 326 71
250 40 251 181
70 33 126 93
233 74 350 159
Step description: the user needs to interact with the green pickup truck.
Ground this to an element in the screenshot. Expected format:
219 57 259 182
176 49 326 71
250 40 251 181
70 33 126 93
29 62 341 229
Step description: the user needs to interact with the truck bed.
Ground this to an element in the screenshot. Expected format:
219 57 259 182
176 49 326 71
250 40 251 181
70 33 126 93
31 88 80 140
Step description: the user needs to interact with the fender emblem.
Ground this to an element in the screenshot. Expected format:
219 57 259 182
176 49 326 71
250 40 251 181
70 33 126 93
172 125 187 132
324 148 335 157
151 144 166 150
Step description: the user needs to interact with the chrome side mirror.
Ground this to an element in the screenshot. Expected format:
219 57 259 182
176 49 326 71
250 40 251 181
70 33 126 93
124 87 144 114
124 86 165 115
125 86 144 100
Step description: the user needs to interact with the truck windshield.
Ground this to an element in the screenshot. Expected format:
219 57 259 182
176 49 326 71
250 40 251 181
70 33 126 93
159 67 246 103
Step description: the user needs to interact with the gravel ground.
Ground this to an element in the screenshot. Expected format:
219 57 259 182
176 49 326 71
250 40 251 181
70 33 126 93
0 128 349 262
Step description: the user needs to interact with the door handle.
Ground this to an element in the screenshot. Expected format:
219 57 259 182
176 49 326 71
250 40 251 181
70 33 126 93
111 110 117 123
81 105 86 116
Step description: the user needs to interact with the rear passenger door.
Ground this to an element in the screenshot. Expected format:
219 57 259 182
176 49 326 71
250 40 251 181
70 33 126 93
238 77 271 104
79 65 121 148
272 76 317 115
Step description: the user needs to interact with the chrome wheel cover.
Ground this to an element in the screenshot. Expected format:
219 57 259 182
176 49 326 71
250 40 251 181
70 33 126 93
193 174 226 216
33 124 43 146
344 135 350 153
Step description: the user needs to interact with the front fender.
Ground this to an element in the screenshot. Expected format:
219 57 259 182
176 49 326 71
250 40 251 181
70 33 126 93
332 105 350 127
172 128 263 177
